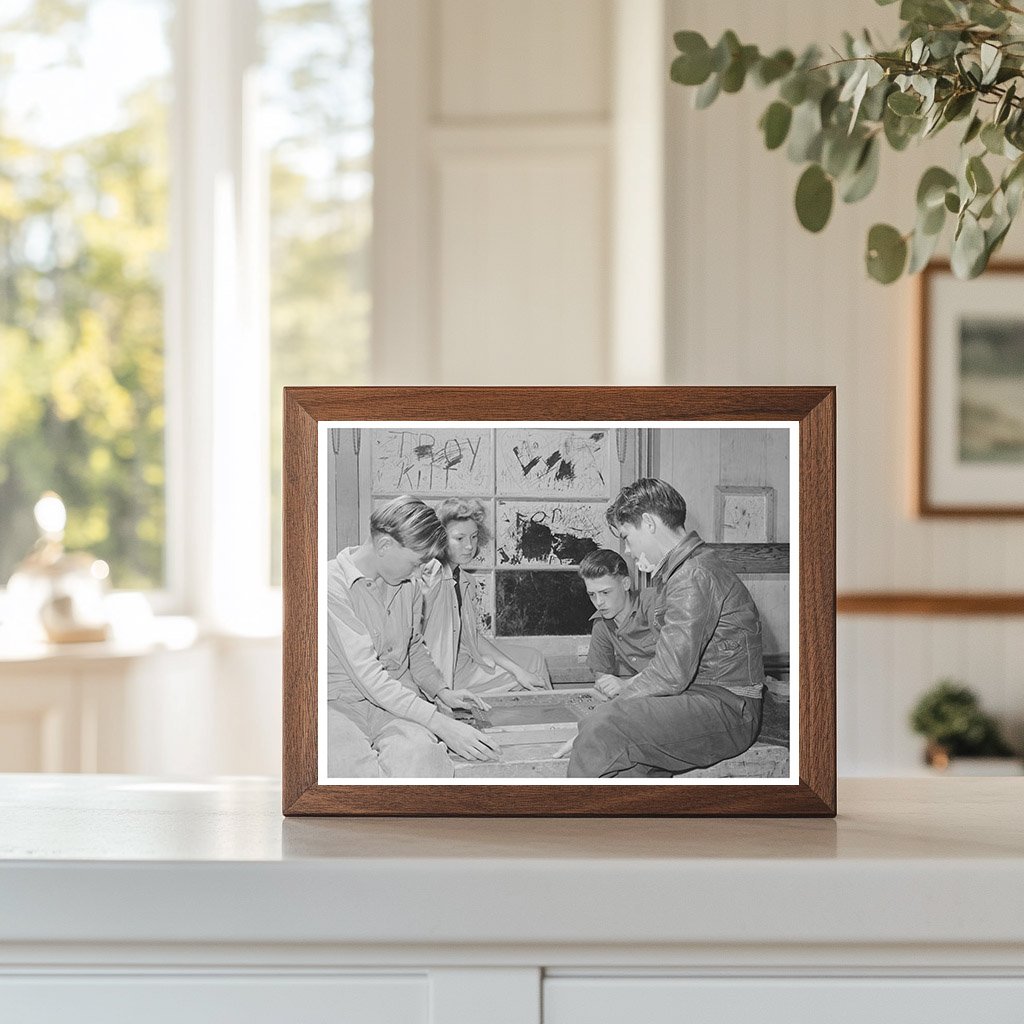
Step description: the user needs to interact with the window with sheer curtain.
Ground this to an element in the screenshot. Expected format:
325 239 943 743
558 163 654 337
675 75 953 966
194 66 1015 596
0 0 371 619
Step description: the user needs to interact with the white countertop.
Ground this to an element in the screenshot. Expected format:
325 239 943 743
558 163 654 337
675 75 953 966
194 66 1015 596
1 775 1022 953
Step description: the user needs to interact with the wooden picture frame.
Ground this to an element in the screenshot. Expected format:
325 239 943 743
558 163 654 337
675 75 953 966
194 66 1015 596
917 261 1024 517
283 387 836 816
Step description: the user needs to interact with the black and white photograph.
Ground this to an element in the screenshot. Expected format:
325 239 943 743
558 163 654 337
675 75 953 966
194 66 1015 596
318 422 797 784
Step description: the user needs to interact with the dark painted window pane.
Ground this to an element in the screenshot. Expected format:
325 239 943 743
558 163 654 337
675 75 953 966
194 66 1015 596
495 571 593 637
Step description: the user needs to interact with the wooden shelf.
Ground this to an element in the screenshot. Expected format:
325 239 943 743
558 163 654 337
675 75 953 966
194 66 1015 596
838 592 1024 616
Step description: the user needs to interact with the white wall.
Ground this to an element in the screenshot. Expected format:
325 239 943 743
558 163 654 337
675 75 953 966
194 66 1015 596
137 0 1023 778
665 0 1024 771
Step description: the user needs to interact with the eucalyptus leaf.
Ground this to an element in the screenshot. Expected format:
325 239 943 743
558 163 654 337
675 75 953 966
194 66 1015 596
884 106 921 150
754 49 795 87
861 79 892 122
888 91 921 115
842 137 881 203
944 190 961 213
1006 171 1024 218
1003 157 1024 216
795 164 834 232
970 2 1009 30
671 49 712 87
710 31 740 73
927 30 962 60
787 101 824 162
760 101 793 150
967 154 995 195
921 200 946 235
822 129 864 178
951 212 986 278
986 213 1012 259
917 166 957 210
779 73 808 106
942 92 974 122
922 102 946 137
694 73 721 109
908 221 942 273
820 86 841 126
962 115 983 145
913 75 937 113
981 122 1005 155
995 82 1017 124
981 42 1003 86
866 223 908 283
721 44 759 92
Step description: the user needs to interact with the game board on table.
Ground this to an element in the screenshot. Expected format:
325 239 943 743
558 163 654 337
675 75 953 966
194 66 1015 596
450 688 603 779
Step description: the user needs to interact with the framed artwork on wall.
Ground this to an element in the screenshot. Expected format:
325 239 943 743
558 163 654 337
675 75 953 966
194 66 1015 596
714 486 776 543
282 387 836 817
917 261 1024 517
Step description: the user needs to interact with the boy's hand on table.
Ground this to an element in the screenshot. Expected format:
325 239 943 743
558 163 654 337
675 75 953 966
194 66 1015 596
511 667 548 691
433 717 500 761
436 688 491 713
594 674 623 700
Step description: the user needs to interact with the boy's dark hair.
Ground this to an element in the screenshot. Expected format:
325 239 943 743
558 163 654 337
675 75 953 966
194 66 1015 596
606 478 687 531
578 548 629 580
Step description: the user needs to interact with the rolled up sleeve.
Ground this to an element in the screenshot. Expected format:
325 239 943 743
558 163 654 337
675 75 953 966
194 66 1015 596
619 569 720 700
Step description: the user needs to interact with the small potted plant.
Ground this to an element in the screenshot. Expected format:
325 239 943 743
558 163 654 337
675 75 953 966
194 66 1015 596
910 680 1019 772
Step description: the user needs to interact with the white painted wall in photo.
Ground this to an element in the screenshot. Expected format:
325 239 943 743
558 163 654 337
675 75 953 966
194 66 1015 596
666 0 1024 774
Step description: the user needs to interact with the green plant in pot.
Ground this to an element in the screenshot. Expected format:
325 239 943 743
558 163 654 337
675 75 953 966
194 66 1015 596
670 0 1024 283
909 679 1016 768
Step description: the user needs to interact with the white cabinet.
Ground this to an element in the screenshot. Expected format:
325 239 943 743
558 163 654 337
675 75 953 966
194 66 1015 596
0 638 210 773
544 977 1024 1024
1 777 1023 1024
1 975 428 1024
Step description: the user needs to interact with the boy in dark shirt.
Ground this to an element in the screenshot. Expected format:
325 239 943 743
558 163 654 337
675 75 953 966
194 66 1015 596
579 549 658 699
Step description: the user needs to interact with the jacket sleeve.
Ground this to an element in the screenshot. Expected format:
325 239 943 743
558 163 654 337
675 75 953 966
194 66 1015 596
326 585 441 727
586 622 617 676
618 568 721 700
408 585 447 698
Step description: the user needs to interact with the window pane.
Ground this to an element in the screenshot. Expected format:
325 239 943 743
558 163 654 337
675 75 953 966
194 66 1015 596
261 0 372 583
0 0 171 589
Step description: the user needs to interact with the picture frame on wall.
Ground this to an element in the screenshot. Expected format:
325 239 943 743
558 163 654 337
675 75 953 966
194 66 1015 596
282 387 836 817
917 261 1024 517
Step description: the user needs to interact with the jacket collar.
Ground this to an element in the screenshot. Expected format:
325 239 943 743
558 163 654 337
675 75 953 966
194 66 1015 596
653 531 705 583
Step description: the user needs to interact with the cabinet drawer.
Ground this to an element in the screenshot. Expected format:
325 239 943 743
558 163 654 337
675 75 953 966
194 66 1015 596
0 974 427 1024
544 977 1024 1024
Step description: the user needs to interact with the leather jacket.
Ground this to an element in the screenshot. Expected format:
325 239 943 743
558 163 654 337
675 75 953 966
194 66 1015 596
619 531 765 700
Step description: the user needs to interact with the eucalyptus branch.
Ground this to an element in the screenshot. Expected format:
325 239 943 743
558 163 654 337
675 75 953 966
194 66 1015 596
670 2 1024 283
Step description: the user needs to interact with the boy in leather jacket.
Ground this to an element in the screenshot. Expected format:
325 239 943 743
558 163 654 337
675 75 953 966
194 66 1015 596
567 479 765 777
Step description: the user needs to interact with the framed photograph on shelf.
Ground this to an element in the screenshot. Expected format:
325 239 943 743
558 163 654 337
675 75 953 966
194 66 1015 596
282 387 836 817
917 261 1024 516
